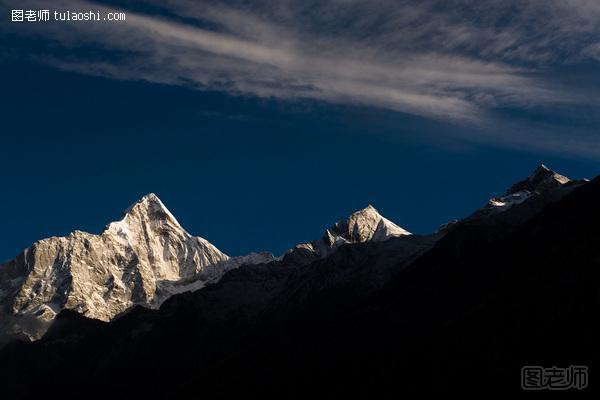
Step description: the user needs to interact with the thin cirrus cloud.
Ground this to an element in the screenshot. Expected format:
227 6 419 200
3 0 600 153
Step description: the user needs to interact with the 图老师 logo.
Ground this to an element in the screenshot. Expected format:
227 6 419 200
521 365 588 390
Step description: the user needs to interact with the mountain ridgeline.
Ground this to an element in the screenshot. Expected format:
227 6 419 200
0 194 408 342
0 164 597 397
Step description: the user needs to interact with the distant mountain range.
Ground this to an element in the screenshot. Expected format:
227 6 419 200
0 164 597 397
0 192 411 341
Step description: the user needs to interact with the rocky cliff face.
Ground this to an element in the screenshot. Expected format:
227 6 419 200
0 194 273 340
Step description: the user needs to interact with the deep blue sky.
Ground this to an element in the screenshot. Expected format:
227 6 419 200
1 1 600 260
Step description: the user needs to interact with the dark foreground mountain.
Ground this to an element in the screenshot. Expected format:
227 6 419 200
0 166 597 397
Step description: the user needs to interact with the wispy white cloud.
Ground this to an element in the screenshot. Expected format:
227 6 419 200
2 0 600 154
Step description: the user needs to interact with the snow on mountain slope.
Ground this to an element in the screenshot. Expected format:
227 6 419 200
283 205 410 265
0 194 274 340
447 164 589 231
483 165 582 214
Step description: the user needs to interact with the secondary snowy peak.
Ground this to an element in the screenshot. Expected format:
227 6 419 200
284 205 410 265
0 194 268 341
328 205 410 243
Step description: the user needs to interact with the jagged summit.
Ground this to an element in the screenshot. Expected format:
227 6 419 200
122 193 181 225
105 193 184 236
124 193 171 215
482 164 582 214
329 205 410 243
284 205 410 265
505 164 570 196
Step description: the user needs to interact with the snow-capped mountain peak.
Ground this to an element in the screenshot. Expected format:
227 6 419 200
481 165 579 215
124 193 180 222
505 164 570 196
330 205 410 243
0 194 272 341
105 193 184 237
283 205 410 264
